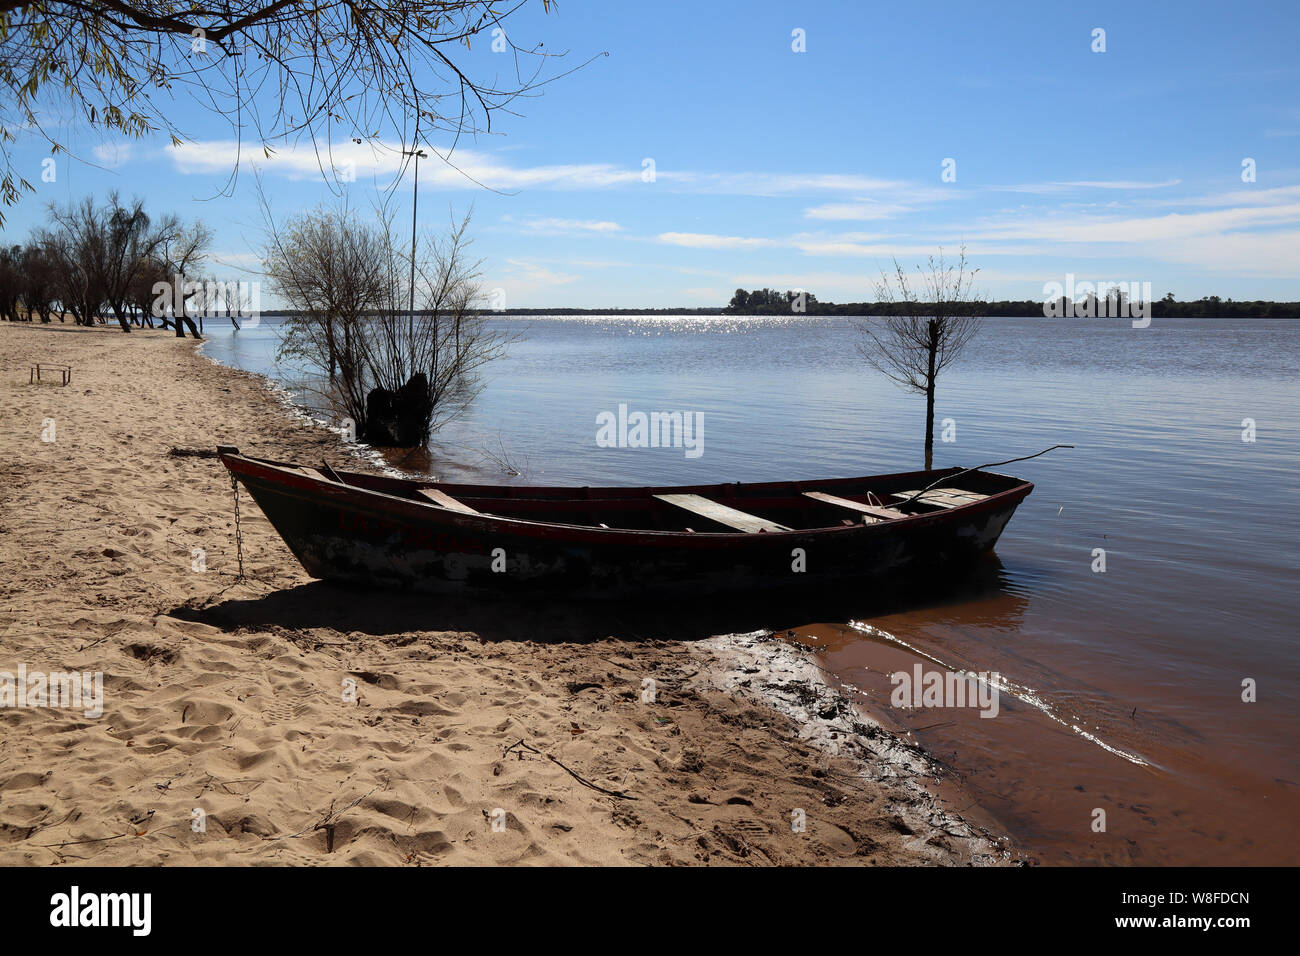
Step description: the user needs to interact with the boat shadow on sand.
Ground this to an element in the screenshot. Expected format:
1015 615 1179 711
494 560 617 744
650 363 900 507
168 555 1027 645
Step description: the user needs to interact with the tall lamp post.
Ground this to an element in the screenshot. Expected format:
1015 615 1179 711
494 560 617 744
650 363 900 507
402 147 428 330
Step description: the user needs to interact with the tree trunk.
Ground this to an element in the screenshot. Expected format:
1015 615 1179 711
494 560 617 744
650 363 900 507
924 320 938 470
924 383 935 470
175 283 201 339
175 304 201 339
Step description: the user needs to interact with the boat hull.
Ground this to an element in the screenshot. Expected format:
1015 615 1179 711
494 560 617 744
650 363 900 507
221 451 1032 599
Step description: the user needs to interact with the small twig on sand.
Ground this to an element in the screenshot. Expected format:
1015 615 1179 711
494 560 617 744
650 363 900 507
35 832 132 849
276 786 380 849
503 739 637 801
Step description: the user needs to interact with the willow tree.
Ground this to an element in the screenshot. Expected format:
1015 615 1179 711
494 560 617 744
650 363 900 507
157 222 212 338
0 1 589 224
39 192 180 332
857 247 983 470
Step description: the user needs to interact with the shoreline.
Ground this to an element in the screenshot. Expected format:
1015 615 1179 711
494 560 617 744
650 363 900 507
192 335 412 480
1 322 1013 865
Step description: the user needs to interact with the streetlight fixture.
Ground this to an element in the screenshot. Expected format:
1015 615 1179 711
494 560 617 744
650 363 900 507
402 147 428 328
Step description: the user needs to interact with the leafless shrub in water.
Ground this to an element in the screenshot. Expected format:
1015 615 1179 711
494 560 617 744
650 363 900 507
262 194 510 446
477 433 529 477
857 246 983 469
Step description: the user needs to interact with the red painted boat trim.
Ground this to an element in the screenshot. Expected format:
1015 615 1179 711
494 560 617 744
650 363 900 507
218 449 1033 547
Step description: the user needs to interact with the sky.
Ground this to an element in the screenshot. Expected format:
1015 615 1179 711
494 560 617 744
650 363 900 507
3 0 1299 308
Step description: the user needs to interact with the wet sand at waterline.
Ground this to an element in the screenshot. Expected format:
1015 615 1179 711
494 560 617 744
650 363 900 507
0 323 1007 866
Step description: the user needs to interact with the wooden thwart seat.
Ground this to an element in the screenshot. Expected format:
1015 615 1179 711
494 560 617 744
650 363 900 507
417 487 480 514
654 493 790 533
893 487 990 509
803 491 904 522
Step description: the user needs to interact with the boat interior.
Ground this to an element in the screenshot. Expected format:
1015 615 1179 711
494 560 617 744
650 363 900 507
275 460 1026 534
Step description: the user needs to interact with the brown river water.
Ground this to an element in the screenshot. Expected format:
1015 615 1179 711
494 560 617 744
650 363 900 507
204 314 1300 864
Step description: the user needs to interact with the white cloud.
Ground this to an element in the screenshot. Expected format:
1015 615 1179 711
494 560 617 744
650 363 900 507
1137 184 1300 209
790 234 903 257
656 177 1300 277
657 232 780 250
169 139 927 198
485 258 582 307
803 201 913 221
165 139 1300 284
989 179 1182 194
520 217 623 233
972 203 1300 243
1157 230 1300 274
93 142 133 168
169 140 640 190
501 259 580 285
1054 179 1182 190
658 170 909 196
658 230 957 259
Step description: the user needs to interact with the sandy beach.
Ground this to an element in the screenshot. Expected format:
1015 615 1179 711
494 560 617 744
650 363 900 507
0 323 1010 866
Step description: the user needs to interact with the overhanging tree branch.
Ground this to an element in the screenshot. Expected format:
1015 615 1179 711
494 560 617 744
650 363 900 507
0 1 598 224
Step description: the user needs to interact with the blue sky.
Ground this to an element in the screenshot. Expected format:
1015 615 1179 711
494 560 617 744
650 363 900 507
4 0 1299 307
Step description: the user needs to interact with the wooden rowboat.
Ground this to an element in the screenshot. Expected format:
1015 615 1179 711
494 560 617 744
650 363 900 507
217 447 1033 598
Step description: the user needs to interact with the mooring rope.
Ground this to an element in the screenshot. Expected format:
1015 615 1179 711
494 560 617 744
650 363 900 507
899 444 1075 508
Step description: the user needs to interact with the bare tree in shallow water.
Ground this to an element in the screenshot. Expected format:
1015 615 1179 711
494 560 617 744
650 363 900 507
857 246 983 470
262 196 510 447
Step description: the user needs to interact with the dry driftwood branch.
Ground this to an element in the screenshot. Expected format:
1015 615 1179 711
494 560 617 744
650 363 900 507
504 739 637 801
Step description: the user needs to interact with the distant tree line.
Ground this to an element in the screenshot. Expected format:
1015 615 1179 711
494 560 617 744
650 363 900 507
724 288 1300 318
727 288 821 313
0 192 213 336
